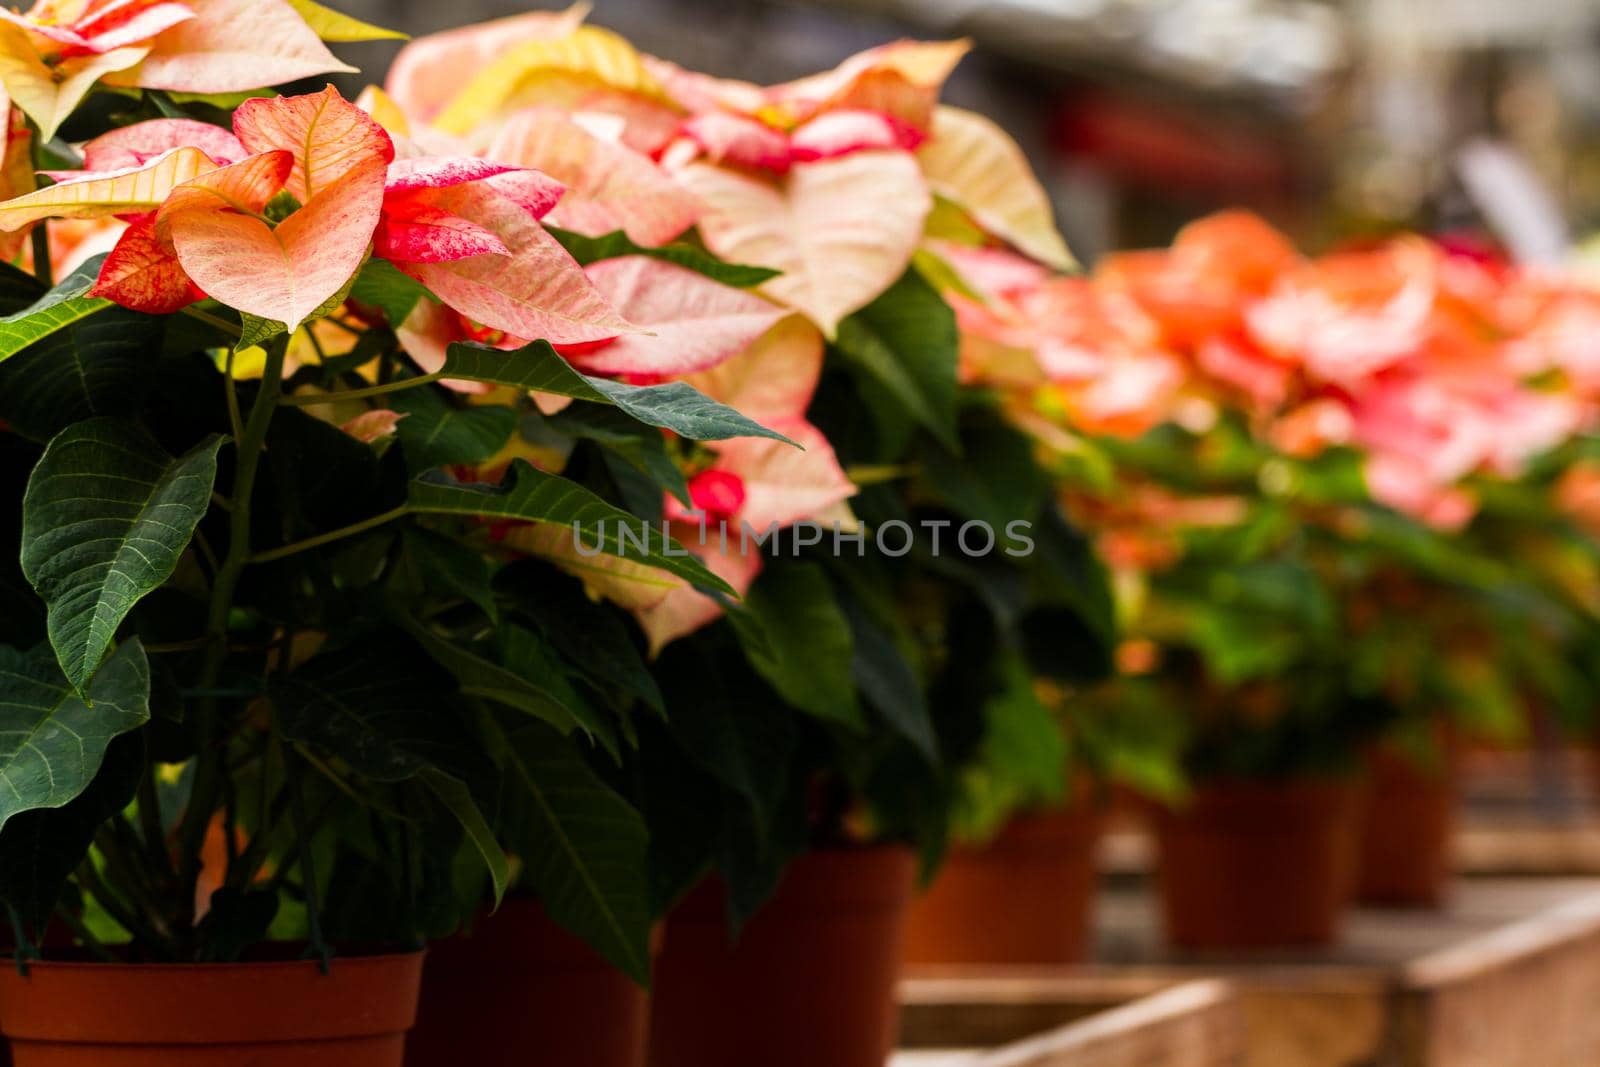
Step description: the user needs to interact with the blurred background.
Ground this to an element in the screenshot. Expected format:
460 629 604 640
339 0 1600 264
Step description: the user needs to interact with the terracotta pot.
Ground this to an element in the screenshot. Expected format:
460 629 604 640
649 845 916 1067
1356 745 1459 907
0 952 423 1067
901 805 1103 965
406 897 649 1067
1154 779 1358 949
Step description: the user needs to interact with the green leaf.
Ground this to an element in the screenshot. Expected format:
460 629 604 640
546 227 779 288
352 258 432 328
734 563 863 728
407 462 732 594
0 729 143 932
420 768 509 907
236 313 285 352
441 342 796 445
661 670 796 832
834 269 960 451
0 308 162 442
0 639 150 833
545 404 691 507
511 571 663 715
401 526 499 623
22 420 224 691
390 386 517 471
273 634 487 784
0 255 113 364
396 612 608 744
489 714 652 983
919 412 1046 531
841 595 936 762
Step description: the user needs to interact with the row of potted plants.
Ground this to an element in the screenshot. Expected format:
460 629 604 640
0 5 1118 1067
937 210 1600 951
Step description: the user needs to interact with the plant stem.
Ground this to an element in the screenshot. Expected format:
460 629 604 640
278 372 440 407
136 759 173 886
6 903 34 975
53 908 116 963
77 861 167 952
278 734 331 975
176 334 289 934
248 505 408 565
28 225 50 287
180 305 243 338
24 120 52 288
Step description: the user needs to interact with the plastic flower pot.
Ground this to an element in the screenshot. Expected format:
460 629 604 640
1356 743 1460 907
648 845 916 1067
0 952 423 1067
1154 779 1359 949
405 898 650 1067
901 804 1104 965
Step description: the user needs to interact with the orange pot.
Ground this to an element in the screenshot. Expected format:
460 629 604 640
902 806 1103 965
649 846 915 1067
406 898 649 1067
0 952 423 1067
1356 746 1459 907
1155 779 1358 950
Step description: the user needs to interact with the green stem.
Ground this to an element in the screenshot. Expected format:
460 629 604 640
248 505 408 565
179 305 243 339
6 903 34 975
53 908 115 963
77 861 167 953
278 373 440 407
176 335 289 933
28 225 50 288
278 733 331 974
26 122 51 288
136 760 173 886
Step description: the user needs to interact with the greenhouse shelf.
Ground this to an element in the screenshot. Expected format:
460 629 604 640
896 977 1240 1067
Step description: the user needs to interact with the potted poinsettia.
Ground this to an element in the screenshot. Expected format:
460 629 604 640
0 10 804 1067
963 210 1600 941
385 18 1112 1067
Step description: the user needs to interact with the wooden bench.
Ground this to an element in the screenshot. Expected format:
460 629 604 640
904 877 1600 1067
896 976 1241 1066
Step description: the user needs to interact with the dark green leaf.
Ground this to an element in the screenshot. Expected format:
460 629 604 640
543 404 690 506
441 342 796 445
735 563 863 728
0 640 150 832
402 526 499 623
396 612 607 743
420 768 510 906
511 570 663 715
491 714 651 982
22 420 223 690
834 270 959 450
842 595 936 762
0 255 112 363
273 634 485 783
353 259 432 328
657 641 797 831
391 386 517 471
407 462 731 594
0 729 142 932
919 413 1046 531
547 227 779 288
0 308 161 443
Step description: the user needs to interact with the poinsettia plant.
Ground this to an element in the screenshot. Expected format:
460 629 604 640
954 210 1600 783
380 13 1115 923
0 6 827 980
